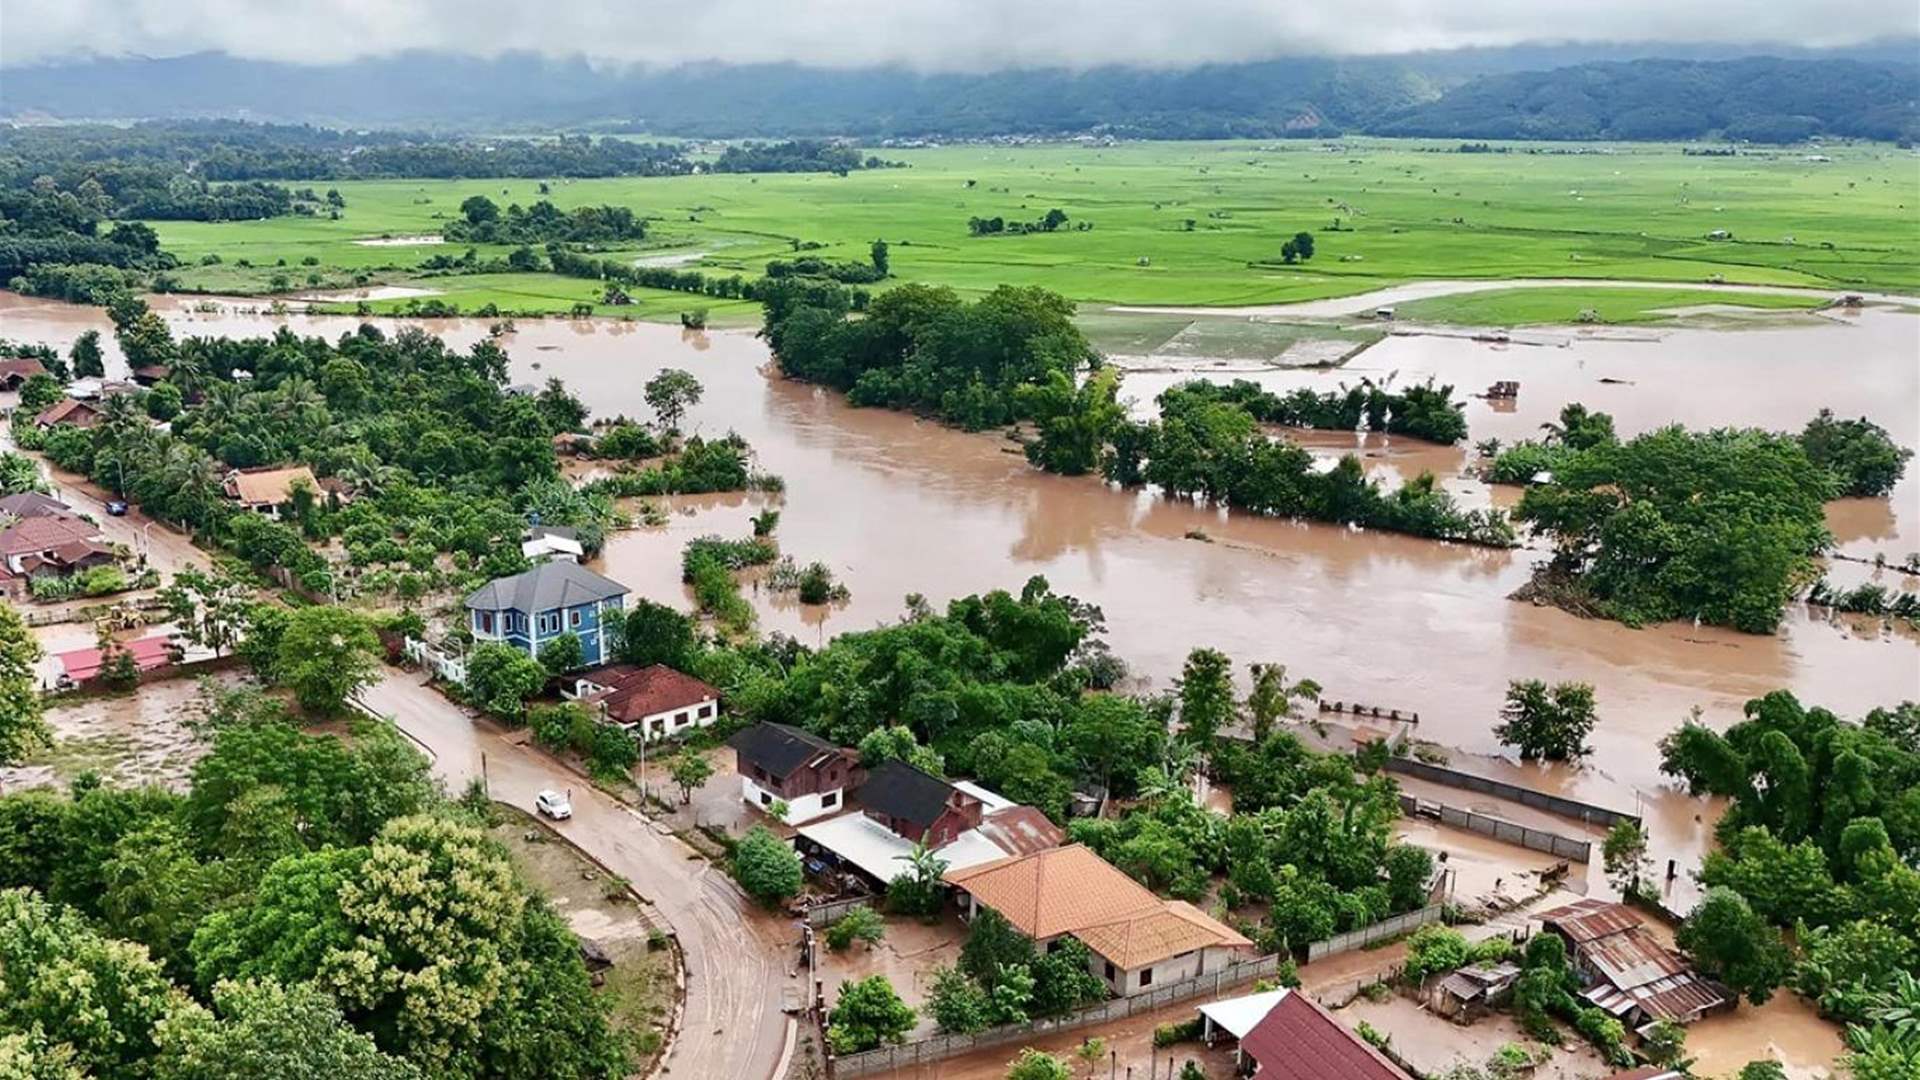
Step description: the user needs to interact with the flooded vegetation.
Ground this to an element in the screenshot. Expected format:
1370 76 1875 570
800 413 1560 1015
4 291 1913 884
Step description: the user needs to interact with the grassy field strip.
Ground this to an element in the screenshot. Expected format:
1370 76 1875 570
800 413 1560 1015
142 140 1920 316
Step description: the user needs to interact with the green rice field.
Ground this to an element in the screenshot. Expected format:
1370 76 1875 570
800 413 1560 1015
144 139 1920 323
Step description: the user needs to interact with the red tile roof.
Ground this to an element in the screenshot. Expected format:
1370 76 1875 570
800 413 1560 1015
1238 992 1412 1080
587 664 719 724
0 514 99 557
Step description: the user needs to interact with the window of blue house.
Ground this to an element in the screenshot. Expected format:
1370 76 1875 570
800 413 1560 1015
476 611 494 634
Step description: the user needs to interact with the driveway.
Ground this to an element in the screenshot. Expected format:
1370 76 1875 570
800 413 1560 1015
358 671 798 1080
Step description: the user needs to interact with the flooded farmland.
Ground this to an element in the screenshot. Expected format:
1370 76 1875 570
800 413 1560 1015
2 291 1915 888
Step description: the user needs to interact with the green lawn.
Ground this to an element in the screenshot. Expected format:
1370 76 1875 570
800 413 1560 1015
1389 285 1829 326
146 139 1920 320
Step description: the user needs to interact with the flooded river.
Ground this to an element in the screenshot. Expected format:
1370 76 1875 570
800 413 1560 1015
2 292 1915 889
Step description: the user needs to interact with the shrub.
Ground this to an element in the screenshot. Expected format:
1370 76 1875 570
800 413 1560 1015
733 825 802 906
1153 1017 1204 1048
825 906 886 952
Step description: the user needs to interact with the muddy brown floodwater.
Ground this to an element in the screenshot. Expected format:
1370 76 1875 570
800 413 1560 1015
2 292 1916 893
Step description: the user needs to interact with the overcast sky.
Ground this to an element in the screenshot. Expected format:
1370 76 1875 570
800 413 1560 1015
2 0 1914 69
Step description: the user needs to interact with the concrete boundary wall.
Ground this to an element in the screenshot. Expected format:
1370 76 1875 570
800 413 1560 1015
1383 757 1636 829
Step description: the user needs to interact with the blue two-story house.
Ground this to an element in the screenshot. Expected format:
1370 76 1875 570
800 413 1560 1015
464 561 630 668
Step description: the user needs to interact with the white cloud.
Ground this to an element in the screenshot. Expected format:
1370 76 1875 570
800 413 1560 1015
1 0 1913 69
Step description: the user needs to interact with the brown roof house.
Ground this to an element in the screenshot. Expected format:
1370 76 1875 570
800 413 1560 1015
0 357 48 391
35 398 103 430
222 466 345 520
0 514 115 578
945 844 1253 997
728 722 862 825
578 664 720 741
1537 900 1734 1029
1236 989 1413 1080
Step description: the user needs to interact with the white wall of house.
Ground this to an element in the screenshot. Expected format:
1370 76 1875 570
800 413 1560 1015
615 698 720 741
739 776 845 825
1091 944 1238 996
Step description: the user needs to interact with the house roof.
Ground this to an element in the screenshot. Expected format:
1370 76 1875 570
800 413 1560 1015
856 760 965 827
57 636 173 682
952 779 1016 813
587 664 719 723
943 844 1251 969
797 811 922 883
0 492 70 519
1237 991 1413 1080
48 539 115 566
0 357 48 382
972 805 1066 859
224 465 321 506
0 515 99 557
464 560 629 614
1537 899 1645 944
728 722 841 779
1077 901 1256 971
1198 988 1291 1040
35 398 100 426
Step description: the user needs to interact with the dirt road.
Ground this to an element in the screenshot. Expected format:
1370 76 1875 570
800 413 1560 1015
356 671 798 1080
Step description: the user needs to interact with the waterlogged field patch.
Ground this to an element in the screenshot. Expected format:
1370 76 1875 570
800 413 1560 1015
1389 284 1830 326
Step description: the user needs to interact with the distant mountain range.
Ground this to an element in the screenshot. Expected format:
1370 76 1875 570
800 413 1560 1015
2 43 1916 142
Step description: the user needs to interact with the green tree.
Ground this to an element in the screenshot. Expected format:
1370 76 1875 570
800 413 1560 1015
160 569 253 658
619 599 695 668
1384 843 1436 912
858 725 945 775
886 841 949 918
1677 887 1792 1005
1601 819 1652 897
463 643 549 720
961 908 1035 985
0 887 192 1080
274 606 380 716
1291 231 1316 260
1493 680 1598 760
1799 409 1911 497
1640 1019 1692 1071
0 452 43 495
1006 1049 1072 1080
825 906 887 951
1029 938 1107 1017
1061 694 1164 797
668 748 715 804
154 977 422 1080
826 974 916 1053
0 603 51 765
537 631 584 675
643 368 703 431
1737 1062 1789 1080
1245 662 1320 742
869 239 890 276
1403 924 1470 981
732 825 802 906
927 965 992 1033
1175 647 1235 749
70 329 105 379
19 372 63 412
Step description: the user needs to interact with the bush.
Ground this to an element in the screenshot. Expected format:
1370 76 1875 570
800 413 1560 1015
732 825 802 906
1153 1017 1204 1047
1404 924 1471 982
824 906 886 951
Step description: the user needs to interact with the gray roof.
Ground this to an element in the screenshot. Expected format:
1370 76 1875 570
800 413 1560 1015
0 492 70 519
465 560 629 613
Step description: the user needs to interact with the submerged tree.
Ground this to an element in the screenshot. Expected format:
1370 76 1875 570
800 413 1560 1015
1493 679 1598 761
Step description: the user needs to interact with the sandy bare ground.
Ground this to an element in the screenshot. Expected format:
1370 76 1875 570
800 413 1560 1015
1 672 248 792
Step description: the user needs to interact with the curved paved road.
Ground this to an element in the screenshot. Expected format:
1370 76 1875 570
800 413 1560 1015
359 672 798 1080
